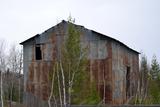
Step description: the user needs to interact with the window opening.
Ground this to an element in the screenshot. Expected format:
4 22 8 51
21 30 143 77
35 44 42 60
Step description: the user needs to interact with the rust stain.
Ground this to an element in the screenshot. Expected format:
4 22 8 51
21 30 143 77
41 84 49 100
24 25 139 105
89 41 113 104
30 84 34 94
50 33 57 62
29 62 34 82
107 41 112 104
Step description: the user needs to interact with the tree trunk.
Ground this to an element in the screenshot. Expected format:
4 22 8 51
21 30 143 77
57 63 63 107
48 64 56 107
0 70 3 107
60 62 67 107
19 78 21 103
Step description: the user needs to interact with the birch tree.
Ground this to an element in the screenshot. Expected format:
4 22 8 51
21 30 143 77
49 17 100 106
62 17 88 105
61 17 101 105
48 63 56 107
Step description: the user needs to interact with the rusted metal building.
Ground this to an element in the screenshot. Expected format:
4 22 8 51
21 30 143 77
20 20 139 106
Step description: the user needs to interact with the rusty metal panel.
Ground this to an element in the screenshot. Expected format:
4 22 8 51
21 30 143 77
81 29 100 41
88 37 112 104
43 43 52 61
90 41 98 59
111 41 139 105
23 44 33 62
88 40 107 59
22 22 139 106
98 40 107 59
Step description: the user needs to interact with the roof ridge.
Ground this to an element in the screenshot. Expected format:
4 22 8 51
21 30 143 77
20 20 139 54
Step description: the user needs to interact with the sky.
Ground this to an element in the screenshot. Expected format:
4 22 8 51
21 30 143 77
0 0 160 62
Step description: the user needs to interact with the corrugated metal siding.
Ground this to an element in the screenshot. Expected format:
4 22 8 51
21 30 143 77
22 22 139 106
112 41 139 104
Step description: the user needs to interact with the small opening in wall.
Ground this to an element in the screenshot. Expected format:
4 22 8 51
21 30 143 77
35 44 42 60
126 66 130 97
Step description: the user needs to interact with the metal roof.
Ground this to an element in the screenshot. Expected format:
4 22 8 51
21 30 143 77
20 20 139 54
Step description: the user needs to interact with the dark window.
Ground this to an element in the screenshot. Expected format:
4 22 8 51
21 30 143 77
126 66 130 97
35 44 42 60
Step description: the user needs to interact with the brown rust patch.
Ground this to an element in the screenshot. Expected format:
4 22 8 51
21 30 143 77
89 41 113 104
30 83 35 94
50 33 57 62
29 62 34 82
36 63 40 83
106 41 112 104
26 82 30 92
41 62 49 84
41 85 49 100
34 84 40 97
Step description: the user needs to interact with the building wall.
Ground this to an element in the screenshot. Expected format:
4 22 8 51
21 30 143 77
112 41 139 104
22 22 139 106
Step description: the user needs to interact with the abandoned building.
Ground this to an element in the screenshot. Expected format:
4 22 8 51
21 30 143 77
20 20 139 106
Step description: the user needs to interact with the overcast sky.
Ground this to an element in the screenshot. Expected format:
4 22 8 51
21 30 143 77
0 0 160 62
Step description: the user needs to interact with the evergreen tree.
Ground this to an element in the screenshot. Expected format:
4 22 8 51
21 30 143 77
148 55 160 104
150 55 160 80
136 54 149 104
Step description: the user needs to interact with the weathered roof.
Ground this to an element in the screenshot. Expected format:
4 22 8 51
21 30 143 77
20 20 139 54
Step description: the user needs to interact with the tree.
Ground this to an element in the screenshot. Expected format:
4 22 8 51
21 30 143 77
0 40 6 107
134 53 149 104
48 17 100 107
150 55 160 80
139 54 149 103
63 17 87 105
148 55 160 104
48 63 56 107
5 44 23 107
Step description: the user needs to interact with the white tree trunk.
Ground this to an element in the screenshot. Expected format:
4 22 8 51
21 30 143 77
48 64 56 107
18 48 23 103
68 55 82 105
60 62 67 107
57 63 62 107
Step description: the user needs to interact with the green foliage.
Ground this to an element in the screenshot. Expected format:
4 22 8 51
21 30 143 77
130 54 160 105
49 17 100 105
150 55 160 80
84 82 101 105
140 54 148 73
148 80 160 104
4 85 19 102
148 55 160 104
65 17 100 104
140 54 149 89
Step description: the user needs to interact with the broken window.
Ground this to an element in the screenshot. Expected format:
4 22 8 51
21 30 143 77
35 44 42 60
126 66 130 97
